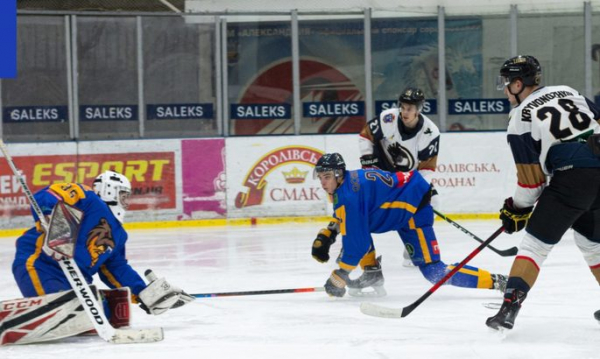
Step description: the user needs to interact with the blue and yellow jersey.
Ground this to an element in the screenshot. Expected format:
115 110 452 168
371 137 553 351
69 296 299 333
332 169 430 269
14 183 146 296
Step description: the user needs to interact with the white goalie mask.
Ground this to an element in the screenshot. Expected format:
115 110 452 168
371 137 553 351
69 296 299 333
93 171 132 223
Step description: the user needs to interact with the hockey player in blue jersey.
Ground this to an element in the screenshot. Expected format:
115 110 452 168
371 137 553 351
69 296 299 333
311 152 507 298
486 55 600 331
5 171 193 344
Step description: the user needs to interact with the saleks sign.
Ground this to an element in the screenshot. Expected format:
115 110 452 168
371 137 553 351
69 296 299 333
234 145 324 210
0 152 175 217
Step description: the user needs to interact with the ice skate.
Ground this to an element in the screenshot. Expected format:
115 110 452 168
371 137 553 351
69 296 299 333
486 289 526 330
347 257 386 297
491 274 507 293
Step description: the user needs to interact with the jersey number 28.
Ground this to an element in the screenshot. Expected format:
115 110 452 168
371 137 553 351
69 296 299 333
537 99 592 139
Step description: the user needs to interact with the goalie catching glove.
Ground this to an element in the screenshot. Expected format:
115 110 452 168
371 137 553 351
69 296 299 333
312 220 339 263
138 270 194 315
500 197 533 234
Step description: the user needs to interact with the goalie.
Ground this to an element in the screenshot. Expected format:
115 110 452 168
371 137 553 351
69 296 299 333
2 171 193 345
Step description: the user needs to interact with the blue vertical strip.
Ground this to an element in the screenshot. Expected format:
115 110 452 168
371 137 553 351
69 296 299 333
0 0 17 78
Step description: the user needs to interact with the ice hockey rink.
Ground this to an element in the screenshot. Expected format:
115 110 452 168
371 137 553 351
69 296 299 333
1 219 599 359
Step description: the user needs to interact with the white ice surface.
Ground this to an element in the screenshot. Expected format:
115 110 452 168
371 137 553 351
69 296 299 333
1 220 599 359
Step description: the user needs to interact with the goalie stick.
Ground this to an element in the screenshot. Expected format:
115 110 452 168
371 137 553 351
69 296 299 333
433 209 518 257
0 140 163 344
360 226 504 319
193 287 325 298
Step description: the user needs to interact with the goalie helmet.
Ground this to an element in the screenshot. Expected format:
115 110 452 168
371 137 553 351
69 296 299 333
398 87 425 112
93 171 131 223
313 153 346 180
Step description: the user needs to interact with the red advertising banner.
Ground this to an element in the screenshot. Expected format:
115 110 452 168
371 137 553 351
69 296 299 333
0 152 175 217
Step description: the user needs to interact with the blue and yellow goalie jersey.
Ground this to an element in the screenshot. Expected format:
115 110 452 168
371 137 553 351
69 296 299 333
14 183 146 296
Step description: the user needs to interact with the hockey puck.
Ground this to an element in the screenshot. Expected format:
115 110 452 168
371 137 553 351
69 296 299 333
594 310 600 322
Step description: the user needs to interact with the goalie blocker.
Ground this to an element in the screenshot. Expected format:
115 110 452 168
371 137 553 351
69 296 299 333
0 287 131 346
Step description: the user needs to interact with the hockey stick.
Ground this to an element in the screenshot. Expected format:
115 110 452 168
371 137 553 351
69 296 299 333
193 287 325 298
0 140 162 344
433 209 518 257
360 226 505 319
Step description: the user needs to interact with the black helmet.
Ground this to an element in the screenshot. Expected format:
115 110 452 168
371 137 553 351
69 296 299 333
497 55 541 90
314 153 346 179
398 87 425 111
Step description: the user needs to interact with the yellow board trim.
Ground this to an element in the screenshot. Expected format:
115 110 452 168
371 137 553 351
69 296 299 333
0 213 499 238
25 233 46 296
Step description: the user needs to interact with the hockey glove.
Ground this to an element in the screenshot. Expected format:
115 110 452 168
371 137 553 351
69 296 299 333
324 269 350 297
138 270 194 315
360 154 380 169
499 197 533 234
312 225 338 263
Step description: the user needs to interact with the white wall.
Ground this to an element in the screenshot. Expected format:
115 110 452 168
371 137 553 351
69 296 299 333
186 0 599 15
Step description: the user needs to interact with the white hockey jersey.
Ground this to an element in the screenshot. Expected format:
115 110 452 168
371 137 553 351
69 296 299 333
358 107 440 183
507 85 600 208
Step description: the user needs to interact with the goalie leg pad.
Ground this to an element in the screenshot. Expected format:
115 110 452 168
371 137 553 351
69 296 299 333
100 288 131 328
0 287 99 345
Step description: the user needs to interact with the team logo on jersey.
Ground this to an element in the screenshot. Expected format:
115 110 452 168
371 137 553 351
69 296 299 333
86 218 115 267
383 113 395 123
386 142 415 171
424 127 432 135
405 243 415 256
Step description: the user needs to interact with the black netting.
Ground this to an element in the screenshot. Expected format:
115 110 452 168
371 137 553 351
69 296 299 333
17 0 185 12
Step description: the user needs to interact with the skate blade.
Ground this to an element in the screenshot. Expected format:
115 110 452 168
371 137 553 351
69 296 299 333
487 326 508 340
482 302 502 310
348 286 387 298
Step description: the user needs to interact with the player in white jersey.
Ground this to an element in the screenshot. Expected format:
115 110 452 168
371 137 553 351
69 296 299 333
356 87 441 269
486 55 600 331
359 87 440 184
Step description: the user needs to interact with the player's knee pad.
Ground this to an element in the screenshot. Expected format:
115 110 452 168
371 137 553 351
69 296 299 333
419 261 447 284
100 287 131 329
574 230 600 266
519 232 554 267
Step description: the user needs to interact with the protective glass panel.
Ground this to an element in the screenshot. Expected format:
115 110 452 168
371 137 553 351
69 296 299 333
445 14 510 131
226 18 293 136
77 16 139 140
518 14 585 95
143 16 218 138
298 16 366 134
2 15 70 142
371 16 440 130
